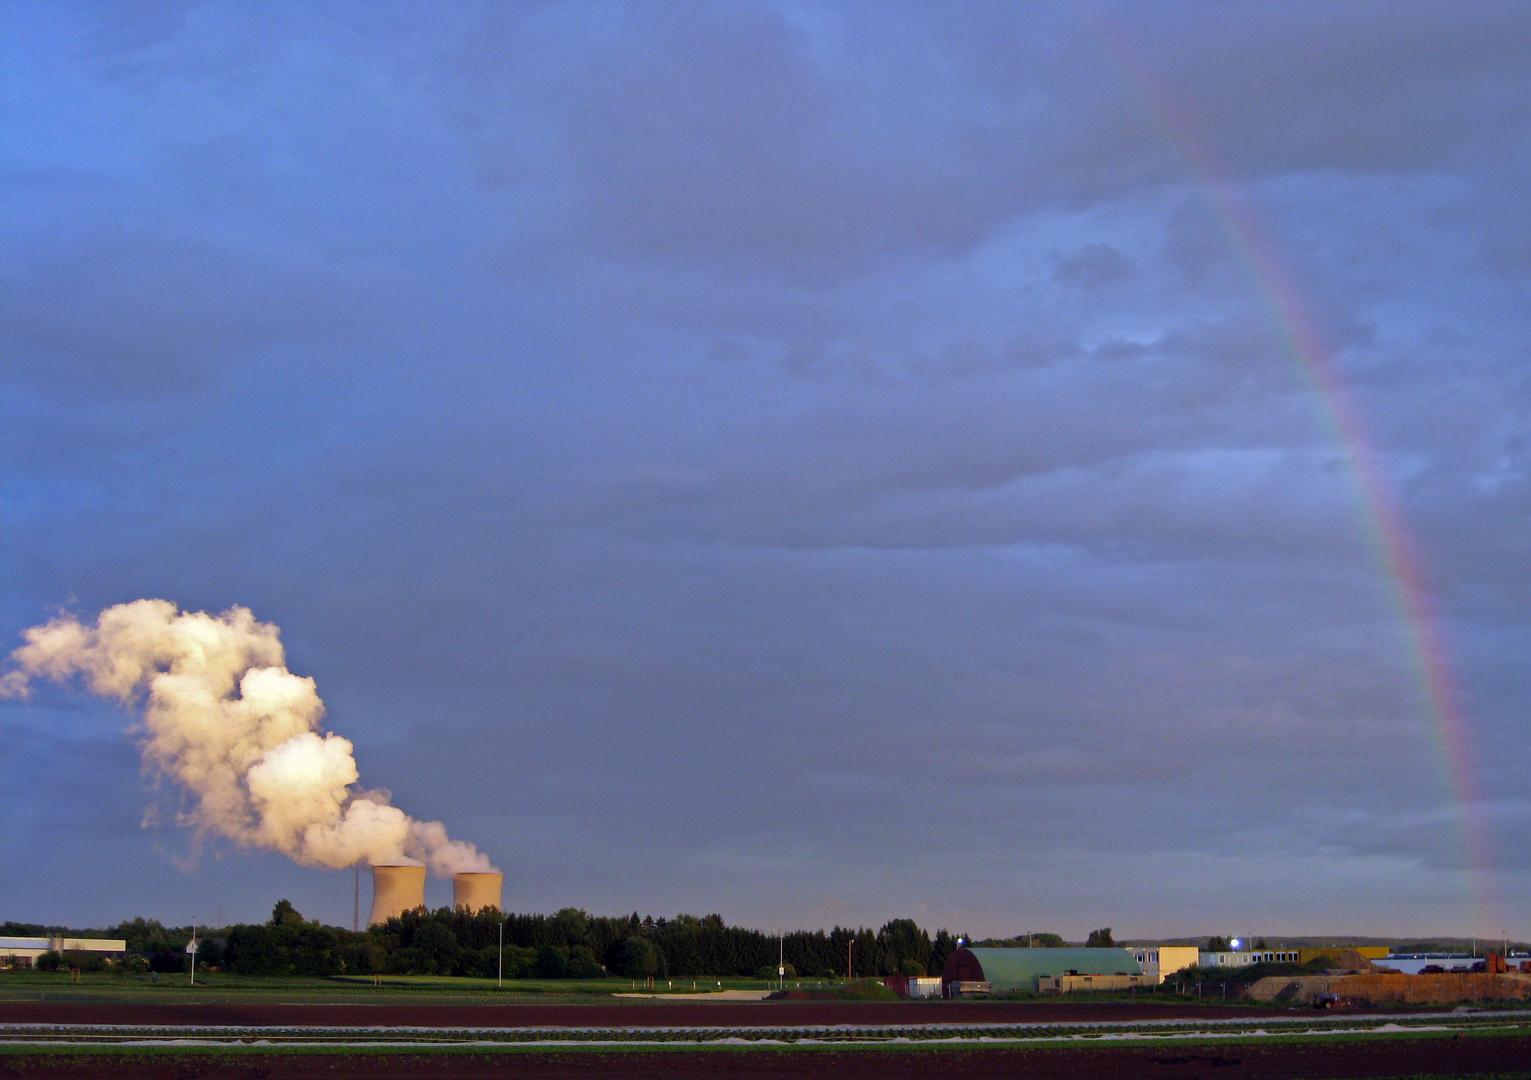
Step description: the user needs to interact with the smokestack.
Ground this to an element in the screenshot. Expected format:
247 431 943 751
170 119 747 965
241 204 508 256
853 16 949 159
453 871 503 913
369 864 426 925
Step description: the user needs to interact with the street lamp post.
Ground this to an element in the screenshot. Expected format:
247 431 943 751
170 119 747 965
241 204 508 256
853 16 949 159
498 919 504 990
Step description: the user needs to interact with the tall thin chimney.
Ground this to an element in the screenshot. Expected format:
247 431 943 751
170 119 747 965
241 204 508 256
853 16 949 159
368 864 427 925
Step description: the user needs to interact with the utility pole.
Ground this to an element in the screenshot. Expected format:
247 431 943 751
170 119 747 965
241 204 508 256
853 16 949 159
353 865 359 933
847 939 853 982
498 919 504 990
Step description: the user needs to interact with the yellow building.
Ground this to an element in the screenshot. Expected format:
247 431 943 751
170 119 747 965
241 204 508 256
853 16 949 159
1298 946 1390 964
1131 946 1201 983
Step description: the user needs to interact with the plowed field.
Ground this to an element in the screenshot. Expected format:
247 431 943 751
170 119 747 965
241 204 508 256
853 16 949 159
2 1038 1530 1079
0 999 1295 1028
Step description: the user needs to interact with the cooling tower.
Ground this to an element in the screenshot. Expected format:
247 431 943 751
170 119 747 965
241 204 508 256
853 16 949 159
368 864 427 925
453 871 503 912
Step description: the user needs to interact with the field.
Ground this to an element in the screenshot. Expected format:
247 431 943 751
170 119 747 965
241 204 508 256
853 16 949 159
1 973 1528 1078
0 969 777 1005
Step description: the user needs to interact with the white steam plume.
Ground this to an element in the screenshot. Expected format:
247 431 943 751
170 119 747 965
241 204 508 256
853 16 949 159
0 600 494 877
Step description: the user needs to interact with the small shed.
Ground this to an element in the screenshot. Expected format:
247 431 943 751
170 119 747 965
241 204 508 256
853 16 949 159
942 948 1143 993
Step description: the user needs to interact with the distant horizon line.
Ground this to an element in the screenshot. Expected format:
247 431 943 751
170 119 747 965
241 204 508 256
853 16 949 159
5 915 1524 951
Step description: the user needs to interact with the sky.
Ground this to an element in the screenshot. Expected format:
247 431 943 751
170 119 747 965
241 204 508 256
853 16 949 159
1 1 1527 942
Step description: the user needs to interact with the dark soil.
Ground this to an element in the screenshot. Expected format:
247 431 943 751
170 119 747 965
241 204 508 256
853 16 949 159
0 999 1298 1028
1 1037 1528 1079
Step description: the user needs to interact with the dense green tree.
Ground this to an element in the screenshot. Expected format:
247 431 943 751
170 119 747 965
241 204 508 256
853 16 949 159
555 908 590 946
225 925 281 975
1086 927 1116 948
569 945 603 978
618 937 659 979
0 922 47 937
107 918 171 954
876 919 933 976
502 944 537 978
930 929 961 975
195 937 223 969
534 944 569 978
359 942 387 974
414 922 463 975
291 924 340 976
1206 936 1230 952
107 916 190 971
387 947 430 974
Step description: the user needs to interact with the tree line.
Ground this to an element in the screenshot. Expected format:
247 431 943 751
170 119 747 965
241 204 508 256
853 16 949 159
220 904 973 979
5 912 1120 980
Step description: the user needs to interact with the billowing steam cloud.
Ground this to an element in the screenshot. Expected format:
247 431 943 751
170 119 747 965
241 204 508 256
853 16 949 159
0 600 494 877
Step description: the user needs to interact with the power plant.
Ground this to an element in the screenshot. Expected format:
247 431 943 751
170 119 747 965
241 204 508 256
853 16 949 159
453 871 503 912
368 864 427 925
366 866 502 923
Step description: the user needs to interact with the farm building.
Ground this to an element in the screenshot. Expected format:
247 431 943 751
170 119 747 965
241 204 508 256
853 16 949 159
1038 972 1156 993
941 948 1143 995
882 975 943 998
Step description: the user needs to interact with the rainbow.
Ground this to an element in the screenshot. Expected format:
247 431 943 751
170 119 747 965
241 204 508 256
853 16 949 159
1080 8 1500 934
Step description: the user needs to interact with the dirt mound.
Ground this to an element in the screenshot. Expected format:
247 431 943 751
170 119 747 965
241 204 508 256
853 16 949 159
1330 948 1382 972
1336 972 1531 1007
1247 971 1531 1007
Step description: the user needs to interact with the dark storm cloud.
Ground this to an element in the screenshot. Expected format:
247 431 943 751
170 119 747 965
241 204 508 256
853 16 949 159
0 224 375 399
1 0 1526 937
520 0 1531 275
1053 244 1135 289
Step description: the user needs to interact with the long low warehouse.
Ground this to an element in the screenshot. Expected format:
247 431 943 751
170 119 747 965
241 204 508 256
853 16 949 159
0 936 127 968
942 947 1146 995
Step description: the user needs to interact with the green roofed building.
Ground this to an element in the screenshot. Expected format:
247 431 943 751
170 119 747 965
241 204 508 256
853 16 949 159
942 948 1143 993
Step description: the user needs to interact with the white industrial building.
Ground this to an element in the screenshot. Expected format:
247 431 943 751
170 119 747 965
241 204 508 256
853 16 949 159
1199 948 1299 967
0 936 127 968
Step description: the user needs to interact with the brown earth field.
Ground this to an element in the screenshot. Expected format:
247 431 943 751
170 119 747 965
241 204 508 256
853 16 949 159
1 1038 1530 1080
0 999 1303 1027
